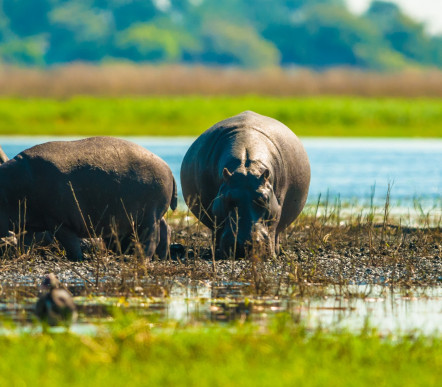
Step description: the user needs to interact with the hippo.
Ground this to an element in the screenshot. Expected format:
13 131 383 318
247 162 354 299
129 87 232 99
180 111 310 258
0 137 177 261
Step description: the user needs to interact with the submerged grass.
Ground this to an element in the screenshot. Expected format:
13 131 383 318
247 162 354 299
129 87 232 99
0 315 440 387
0 96 441 137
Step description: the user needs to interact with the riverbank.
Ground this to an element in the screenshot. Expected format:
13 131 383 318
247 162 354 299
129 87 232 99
0 96 441 137
1 210 440 295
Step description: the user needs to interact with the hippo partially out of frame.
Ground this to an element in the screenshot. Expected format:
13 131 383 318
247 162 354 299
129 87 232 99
0 137 177 261
181 111 310 258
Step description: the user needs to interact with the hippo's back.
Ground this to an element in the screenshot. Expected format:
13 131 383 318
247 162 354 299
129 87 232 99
183 111 309 178
192 111 300 151
21 137 167 179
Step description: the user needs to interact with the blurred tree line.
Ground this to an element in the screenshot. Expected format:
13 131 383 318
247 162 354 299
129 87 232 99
0 0 441 70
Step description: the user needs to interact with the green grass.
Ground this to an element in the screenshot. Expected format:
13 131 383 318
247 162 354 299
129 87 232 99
0 315 440 386
0 96 441 137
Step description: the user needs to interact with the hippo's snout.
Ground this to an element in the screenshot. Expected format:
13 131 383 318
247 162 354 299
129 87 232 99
219 225 271 259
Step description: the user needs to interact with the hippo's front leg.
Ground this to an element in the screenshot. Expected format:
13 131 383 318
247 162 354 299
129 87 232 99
274 233 280 255
0 210 8 239
0 211 10 255
55 226 83 261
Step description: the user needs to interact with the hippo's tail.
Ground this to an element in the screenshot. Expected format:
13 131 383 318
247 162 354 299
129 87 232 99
170 177 178 211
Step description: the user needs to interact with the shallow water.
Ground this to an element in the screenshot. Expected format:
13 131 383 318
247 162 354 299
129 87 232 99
166 284 442 335
0 136 441 207
1 284 440 336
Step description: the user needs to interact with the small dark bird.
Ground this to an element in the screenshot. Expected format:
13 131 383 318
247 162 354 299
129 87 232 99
36 273 77 327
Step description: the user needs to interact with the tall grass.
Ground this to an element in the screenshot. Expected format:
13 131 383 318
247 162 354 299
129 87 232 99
1 64 442 97
0 96 441 137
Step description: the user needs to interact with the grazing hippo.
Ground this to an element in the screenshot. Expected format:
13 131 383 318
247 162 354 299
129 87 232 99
0 137 177 261
0 145 8 164
180 111 310 258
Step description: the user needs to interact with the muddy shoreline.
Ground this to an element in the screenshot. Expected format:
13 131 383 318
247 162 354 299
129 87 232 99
1 214 440 301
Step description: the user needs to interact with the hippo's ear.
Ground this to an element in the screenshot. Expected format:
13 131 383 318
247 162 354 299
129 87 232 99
260 169 270 182
223 168 232 181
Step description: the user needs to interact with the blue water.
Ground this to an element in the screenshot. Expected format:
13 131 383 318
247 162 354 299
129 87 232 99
1 137 441 207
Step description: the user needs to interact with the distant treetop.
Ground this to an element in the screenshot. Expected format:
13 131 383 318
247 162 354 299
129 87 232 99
0 0 440 70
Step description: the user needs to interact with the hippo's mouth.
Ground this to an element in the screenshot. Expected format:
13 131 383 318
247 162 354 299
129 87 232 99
218 225 272 259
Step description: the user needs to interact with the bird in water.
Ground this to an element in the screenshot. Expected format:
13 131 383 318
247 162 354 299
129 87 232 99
36 273 77 327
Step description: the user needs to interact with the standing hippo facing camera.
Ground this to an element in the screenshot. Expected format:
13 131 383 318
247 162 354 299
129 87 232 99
181 111 310 258
0 137 177 261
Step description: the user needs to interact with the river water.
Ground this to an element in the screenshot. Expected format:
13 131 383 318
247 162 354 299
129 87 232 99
1 136 441 208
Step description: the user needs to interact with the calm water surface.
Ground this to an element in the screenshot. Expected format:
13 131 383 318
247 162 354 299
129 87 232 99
1 284 441 336
1 136 441 207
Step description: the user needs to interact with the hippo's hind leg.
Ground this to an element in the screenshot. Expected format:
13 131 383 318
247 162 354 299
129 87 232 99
24 230 54 248
102 233 131 255
155 217 171 260
104 216 169 260
55 226 83 261
119 234 136 255
137 218 162 260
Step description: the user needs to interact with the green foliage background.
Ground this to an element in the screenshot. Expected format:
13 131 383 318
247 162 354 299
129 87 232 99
0 0 441 70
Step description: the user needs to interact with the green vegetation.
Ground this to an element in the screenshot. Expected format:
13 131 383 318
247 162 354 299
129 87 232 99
0 1 441 70
0 96 441 137
0 315 440 386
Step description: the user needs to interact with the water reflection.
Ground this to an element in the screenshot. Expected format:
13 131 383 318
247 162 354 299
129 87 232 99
2 283 439 335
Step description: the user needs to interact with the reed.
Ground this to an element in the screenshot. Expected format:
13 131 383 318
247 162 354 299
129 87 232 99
0 197 440 301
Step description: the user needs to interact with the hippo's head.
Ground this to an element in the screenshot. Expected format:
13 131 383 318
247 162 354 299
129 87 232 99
212 168 281 258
